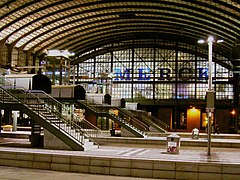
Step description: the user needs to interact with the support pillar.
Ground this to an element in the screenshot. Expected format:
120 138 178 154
0 38 8 65
73 65 76 85
233 73 239 133
71 103 74 123
232 45 240 133
31 120 43 148
0 110 2 134
59 58 63 85
4 109 12 125
52 58 55 85
12 111 18 131
7 44 13 67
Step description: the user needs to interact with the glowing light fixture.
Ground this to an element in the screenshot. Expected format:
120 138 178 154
197 39 205 44
198 36 223 156
217 39 224 43
46 49 75 58
231 110 236 115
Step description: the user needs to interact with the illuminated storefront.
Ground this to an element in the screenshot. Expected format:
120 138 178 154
71 39 235 132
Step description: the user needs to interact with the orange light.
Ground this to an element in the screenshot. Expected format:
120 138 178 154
189 107 198 115
190 107 196 112
231 110 236 115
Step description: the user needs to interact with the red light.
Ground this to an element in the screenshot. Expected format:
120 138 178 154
231 110 236 115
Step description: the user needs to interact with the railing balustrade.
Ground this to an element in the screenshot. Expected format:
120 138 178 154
0 76 100 147
79 98 149 134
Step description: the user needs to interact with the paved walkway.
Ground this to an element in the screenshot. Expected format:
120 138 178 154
0 142 240 164
1 131 240 164
0 131 240 180
0 142 240 180
0 166 156 180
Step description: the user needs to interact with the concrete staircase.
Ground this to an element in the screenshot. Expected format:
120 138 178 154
0 86 99 151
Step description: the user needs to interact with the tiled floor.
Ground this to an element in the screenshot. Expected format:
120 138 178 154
0 144 240 179
1 131 240 179
0 166 157 180
1 132 240 164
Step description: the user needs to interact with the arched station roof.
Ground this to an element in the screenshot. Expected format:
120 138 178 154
0 0 239 68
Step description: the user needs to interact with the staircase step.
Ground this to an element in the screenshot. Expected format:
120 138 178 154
51 119 63 123
1 89 99 151
83 140 94 146
83 143 98 151
0 95 17 102
45 116 59 120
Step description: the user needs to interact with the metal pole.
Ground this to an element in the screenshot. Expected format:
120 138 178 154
73 65 76 85
208 36 213 91
13 111 18 132
207 36 214 156
207 109 212 156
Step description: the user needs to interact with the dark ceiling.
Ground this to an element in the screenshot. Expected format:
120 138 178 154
0 0 239 68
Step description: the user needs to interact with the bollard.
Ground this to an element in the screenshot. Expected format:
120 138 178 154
192 128 199 139
166 133 180 154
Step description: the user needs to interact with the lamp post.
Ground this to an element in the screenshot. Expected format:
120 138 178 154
198 36 223 156
206 36 214 156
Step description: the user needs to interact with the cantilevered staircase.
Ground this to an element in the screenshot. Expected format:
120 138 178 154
127 109 169 133
77 99 148 138
0 78 100 151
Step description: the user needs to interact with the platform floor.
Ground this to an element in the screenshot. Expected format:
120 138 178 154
0 144 240 179
0 166 156 180
1 131 240 179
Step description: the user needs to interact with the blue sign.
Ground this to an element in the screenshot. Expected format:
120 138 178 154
114 67 209 81
138 68 150 80
114 68 131 80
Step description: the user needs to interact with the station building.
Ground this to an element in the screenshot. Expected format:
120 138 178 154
1 1 240 179
0 1 239 141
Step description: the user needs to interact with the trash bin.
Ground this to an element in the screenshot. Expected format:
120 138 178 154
192 128 199 139
167 133 180 154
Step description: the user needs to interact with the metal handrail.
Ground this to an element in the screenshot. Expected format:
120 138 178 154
81 97 149 132
130 110 169 131
29 90 102 139
0 86 21 104
0 77 99 147
147 113 169 130
71 113 102 139
3 87 85 144
110 107 149 131
73 113 102 133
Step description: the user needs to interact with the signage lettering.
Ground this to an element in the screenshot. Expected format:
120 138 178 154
198 68 208 79
114 68 131 80
159 68 171 80
138 68 150 80
114 67 209 81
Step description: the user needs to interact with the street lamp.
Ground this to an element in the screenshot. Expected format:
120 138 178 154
198 36 223 156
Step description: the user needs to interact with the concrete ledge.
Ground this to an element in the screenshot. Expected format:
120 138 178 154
148 132 240 140
0 148 240 179
94 136 240 148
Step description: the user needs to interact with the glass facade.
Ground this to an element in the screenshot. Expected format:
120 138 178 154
71 40 233 103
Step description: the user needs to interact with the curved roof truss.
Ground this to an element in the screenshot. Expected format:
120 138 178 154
0 0 239 69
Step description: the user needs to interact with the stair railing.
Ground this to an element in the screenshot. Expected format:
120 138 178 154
112 107 150 132
132 110 169 132
79 97 149 134
72 114 102 139
0 86 19 103
29 90 102 139
2 86 85 145
0 77 99 146
83 98 110 114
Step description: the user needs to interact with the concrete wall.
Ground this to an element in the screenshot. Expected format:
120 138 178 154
121 127 136 137
0 148 239 179
44 129 72 150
